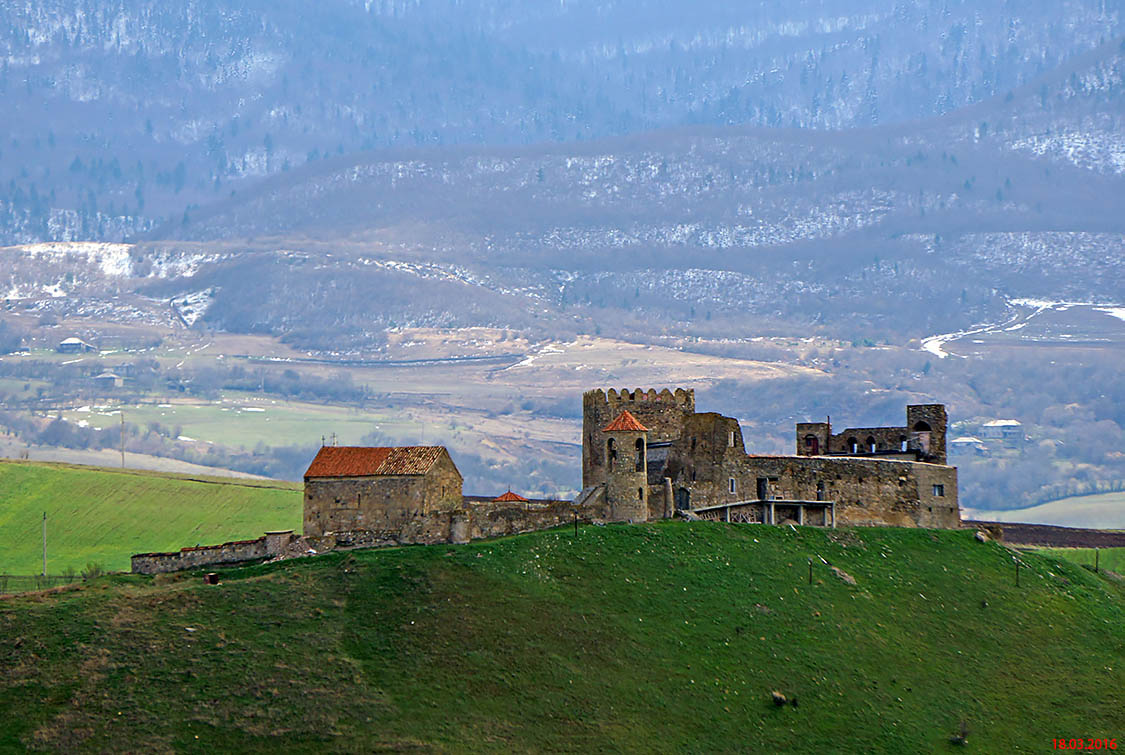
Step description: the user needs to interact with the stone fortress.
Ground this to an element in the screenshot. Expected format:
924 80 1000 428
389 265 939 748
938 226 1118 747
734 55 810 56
132 387 960 573
583 388 958 529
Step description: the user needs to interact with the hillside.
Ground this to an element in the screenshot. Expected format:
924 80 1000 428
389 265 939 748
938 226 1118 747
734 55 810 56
1 523 1121 751
0 461 300 574
5 38 1124 349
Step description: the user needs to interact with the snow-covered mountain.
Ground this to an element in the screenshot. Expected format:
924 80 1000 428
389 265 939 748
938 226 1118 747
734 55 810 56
1 0 1122 244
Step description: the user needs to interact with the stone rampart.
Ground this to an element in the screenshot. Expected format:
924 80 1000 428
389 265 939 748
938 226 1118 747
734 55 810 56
131 530 295 574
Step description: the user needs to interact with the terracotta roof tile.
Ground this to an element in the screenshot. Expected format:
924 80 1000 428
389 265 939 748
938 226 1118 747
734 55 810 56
304 446 446 478
602 409 650 432
493 490 529 502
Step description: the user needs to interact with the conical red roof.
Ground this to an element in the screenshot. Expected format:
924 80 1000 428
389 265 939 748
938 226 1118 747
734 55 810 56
602 409 650 432
494 490 529 502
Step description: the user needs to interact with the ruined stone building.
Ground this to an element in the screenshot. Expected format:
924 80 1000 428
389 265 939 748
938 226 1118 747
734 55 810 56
133 386 962 573
583 388 959 529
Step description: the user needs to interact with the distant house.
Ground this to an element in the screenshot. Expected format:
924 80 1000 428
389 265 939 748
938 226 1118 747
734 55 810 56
57 337 95 354
950 436 987 456
91 371 124 389
982 419 1023 446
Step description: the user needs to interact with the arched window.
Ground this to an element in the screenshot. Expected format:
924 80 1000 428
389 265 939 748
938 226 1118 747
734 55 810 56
638 487 644 501
866 436 877 453
816 481 825 501
913 421 932 453
607 438 617 471
847 437 858 453
634 437 645 473
899 436 908 452
804 434 819 454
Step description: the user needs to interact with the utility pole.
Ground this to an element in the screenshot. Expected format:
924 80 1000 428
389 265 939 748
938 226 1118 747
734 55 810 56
42 512 47 577
120 410 125 468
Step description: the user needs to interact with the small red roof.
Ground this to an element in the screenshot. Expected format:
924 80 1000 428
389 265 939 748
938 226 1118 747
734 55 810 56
602 409 649 432
304 446 448 478
494 490 529 502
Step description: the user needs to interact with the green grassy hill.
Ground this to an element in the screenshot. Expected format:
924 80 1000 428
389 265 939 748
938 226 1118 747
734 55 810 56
0 461 301 574
1 523 1122 752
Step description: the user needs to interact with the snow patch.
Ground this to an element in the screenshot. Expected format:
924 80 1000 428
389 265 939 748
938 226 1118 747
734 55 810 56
3 242 134 277
1095 307 1125 322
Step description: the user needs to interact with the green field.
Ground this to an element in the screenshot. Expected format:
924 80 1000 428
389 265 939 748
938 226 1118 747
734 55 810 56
1038 546 1125 574
0 461 301 574
63 396 392 450
971 490 1125 529
1 523 1121 752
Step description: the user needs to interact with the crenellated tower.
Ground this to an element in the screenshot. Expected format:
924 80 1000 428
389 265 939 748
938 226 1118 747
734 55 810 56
582 387 694 489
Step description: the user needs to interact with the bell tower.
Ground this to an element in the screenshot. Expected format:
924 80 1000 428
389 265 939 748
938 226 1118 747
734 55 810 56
602 409 650 522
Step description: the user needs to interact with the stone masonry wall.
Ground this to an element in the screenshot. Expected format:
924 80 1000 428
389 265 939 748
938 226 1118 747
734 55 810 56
466 499 585 541
132 531 295 574
659 409 959 528
738 456 959 528
304 476 428 536
797 405 947 464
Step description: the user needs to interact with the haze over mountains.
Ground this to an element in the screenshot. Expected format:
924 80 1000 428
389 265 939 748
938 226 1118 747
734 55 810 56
0 1 1123 340
0 2 1121 235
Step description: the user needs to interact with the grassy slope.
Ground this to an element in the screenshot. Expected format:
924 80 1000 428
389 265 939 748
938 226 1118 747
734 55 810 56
0 461 301 574
1039 547 1125 574
1 523 1122 753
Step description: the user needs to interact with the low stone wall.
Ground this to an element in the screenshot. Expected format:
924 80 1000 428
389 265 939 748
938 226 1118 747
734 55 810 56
131 530 295 574
308 497 601 554
135 495 606 573
467 499 582 541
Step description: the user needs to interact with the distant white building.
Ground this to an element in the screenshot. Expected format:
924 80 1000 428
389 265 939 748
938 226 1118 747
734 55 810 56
57 337 95 354
91 371 124 389
950 436 987 455
981 419 1023 446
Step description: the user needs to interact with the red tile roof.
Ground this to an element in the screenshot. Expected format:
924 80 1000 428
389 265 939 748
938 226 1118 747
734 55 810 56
602 409 650 432
493 490 529 502
304 446 447 478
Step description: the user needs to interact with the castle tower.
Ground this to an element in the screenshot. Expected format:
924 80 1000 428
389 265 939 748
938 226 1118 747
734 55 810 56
602 409 650 522
582 388 694 488
906 404 947 464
